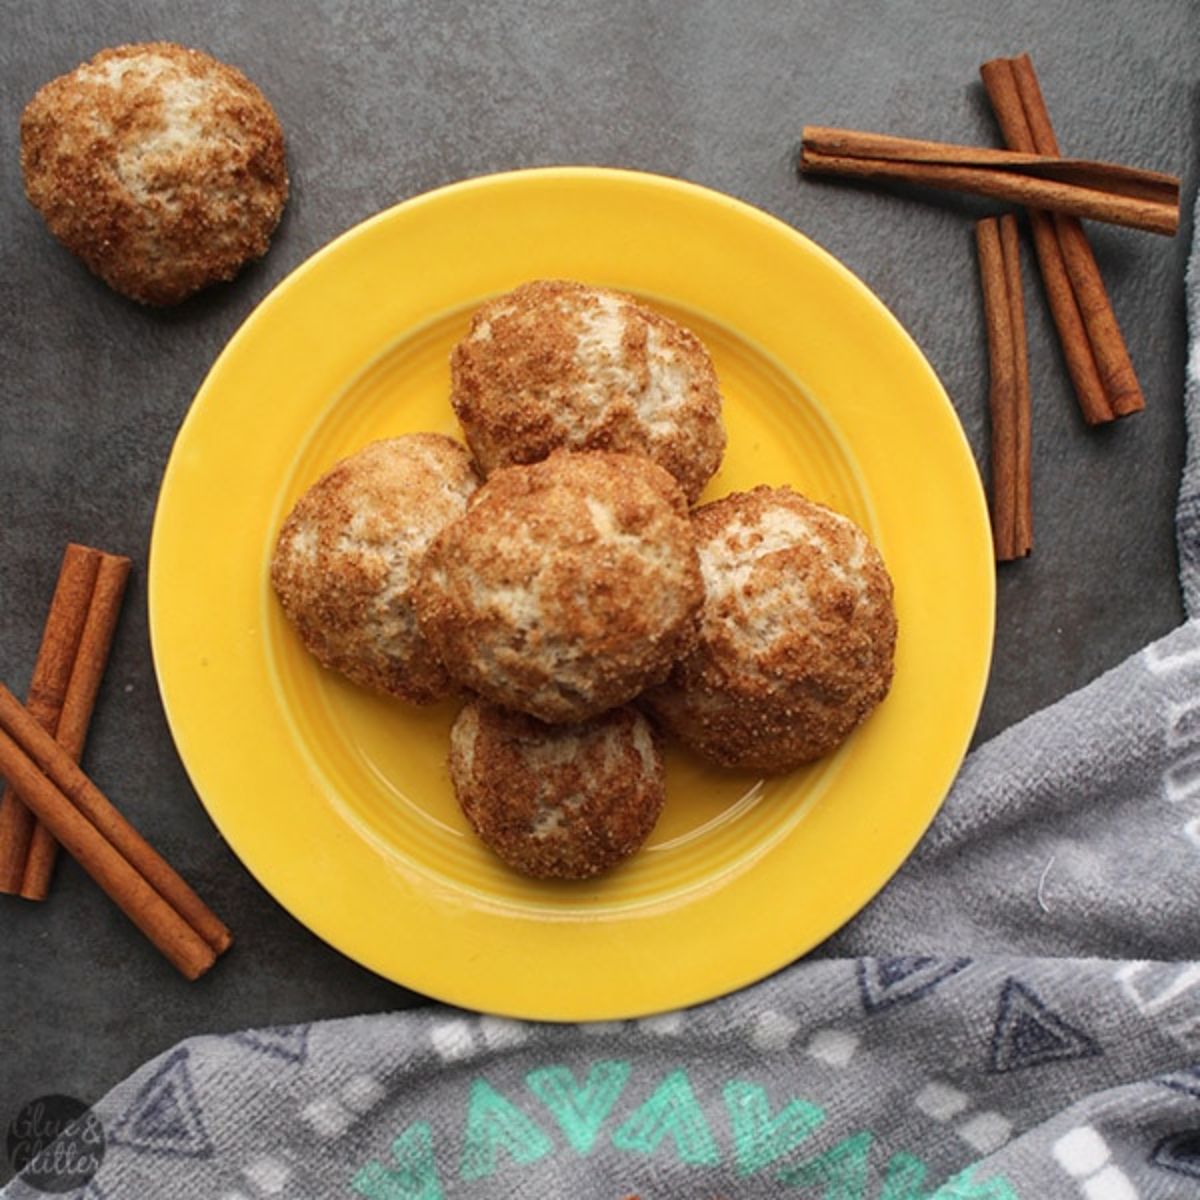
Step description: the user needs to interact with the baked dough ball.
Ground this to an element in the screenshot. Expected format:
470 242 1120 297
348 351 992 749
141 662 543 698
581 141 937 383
416 449 703 723
270 435 478 703
450 699 666 879
451 279 726 502
20 42 288 305
643 486 896 772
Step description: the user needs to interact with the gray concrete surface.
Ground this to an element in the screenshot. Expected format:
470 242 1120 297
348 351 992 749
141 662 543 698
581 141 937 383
0 0 1195 1160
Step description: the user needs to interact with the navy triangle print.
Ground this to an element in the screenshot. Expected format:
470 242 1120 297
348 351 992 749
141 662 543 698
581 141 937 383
109 1047 214 1159
857 957 972 1014
233 1023 311 1065
1158 1067 1200 1100
1153 1130 1200 1180
988 979 1102 1073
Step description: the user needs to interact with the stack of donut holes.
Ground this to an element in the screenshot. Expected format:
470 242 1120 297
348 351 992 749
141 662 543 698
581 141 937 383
272 279 898 880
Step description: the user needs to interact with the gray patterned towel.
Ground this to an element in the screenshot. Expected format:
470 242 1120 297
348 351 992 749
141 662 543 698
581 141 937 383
6 207 1200 1198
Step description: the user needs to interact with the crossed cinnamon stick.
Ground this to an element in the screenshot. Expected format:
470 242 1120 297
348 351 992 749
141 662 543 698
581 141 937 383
800 53 1177 561
0 544 129 898
799 126 1178 238
980 53 1144 423
799 53 1177 429
0 544 231 979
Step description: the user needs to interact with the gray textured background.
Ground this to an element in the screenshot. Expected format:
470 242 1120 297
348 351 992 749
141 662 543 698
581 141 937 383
0 0 1195 1159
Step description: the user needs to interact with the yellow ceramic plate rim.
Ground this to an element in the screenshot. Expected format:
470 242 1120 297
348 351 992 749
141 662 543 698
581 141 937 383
148 166 994 1020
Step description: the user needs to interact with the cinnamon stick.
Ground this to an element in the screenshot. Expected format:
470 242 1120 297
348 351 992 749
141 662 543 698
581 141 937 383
800 126 1179 236
981 53 1145 422
0 544 100 892
0 682 231 978
977 215 1032 560
20 552 132 900
802 127 1179 203
1000 214 1034 555
1052 211 1144 418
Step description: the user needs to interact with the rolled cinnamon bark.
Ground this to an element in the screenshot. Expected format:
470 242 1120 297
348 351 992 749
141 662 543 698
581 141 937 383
799 125 1179 236
981 53 1146 423
19 551 132 900
0 544 100 893
0 545 134 900
0 682 232 978
977 215 1032 561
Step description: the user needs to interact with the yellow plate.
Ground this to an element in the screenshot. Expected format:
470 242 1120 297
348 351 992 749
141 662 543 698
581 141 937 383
149 167 993 1020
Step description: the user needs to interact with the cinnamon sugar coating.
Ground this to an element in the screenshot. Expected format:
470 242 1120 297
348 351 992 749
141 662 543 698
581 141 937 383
416 449 704 723
451 279 726 502
270 435 479 704
449 700 665 879
20 42 288 304
642 485 897 772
